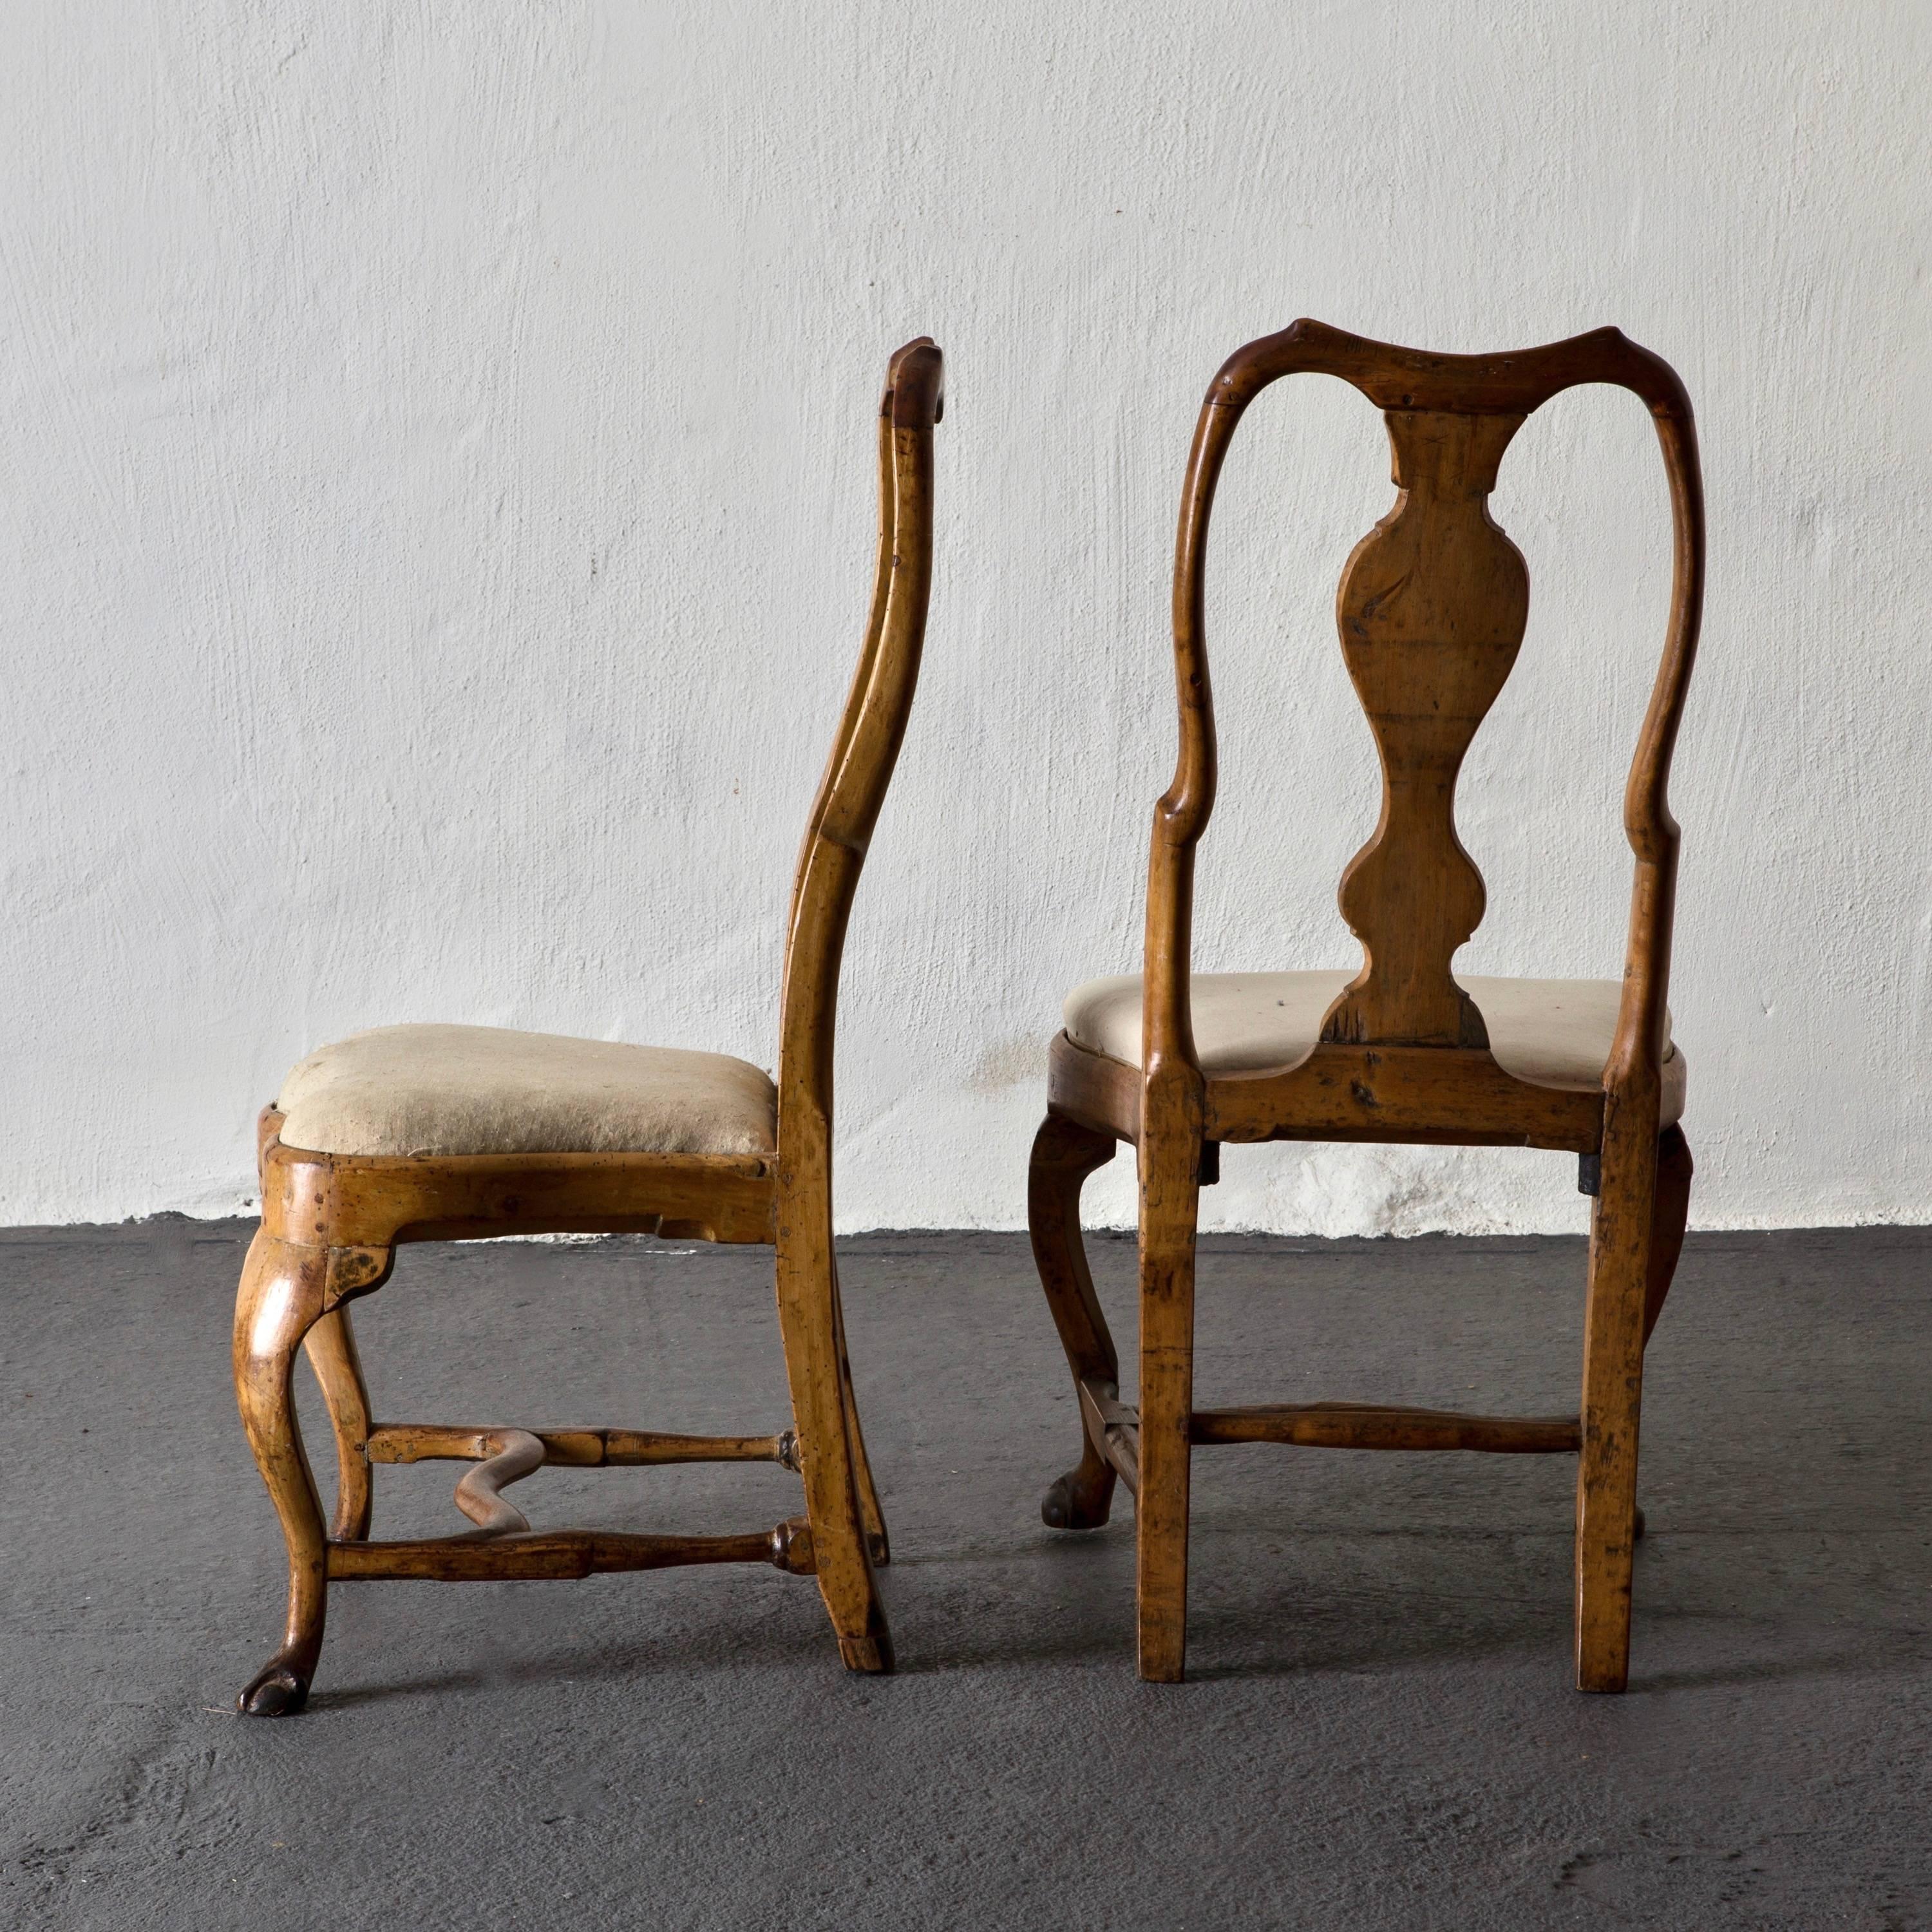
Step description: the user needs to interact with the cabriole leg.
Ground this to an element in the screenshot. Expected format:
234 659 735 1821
1630 1124 1694 1541
234 1231 332 1716
1135 1098 1202 1684
304 1306 375 1542
1642 1126 1694 1351
1574 1104 1660 1693
1027 1112 1121 1531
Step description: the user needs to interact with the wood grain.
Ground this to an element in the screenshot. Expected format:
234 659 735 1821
1074 1390 1577 1473
1205 1043 1605 1151
1133 1075 1203 1683
1323 409 1527 1050
764 341 942 1677
365 1423 793 1467
302 1307 374 1541
1030 1113 1122 1530
328 1522 818 1582
258 1130 776 1251
1190 1403 1580 1454
1075 1377 1141 1496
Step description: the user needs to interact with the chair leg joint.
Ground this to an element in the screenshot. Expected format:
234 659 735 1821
769 1515 817 1575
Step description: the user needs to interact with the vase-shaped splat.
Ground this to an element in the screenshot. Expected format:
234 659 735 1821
1321 409 1529 1049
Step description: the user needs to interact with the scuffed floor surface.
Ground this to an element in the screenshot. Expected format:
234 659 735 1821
1 1221 1927 1929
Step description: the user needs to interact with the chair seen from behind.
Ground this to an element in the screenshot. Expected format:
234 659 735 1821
1029 320 1703 1691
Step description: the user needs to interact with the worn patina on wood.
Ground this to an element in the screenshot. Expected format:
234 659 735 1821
1031 320 1704 1693
232 340 943 1714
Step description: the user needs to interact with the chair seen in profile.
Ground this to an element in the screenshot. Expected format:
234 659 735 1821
1028 321 1703 1691
232 337 943 1714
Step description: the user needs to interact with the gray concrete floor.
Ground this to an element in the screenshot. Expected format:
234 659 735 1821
1 1220 1927 1929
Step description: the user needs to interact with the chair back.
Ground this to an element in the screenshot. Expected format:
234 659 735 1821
778 339 943 1157
1146 321 1703 1101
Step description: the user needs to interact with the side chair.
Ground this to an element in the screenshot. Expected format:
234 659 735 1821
232 337 943 1714
1030 321 1703 1690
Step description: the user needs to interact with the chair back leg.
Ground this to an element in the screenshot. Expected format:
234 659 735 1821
1135 1101 1205 1683
831 1280 890 1566
1574 1104 1663 1691
773 1214 893 1672
303 1306 375 1542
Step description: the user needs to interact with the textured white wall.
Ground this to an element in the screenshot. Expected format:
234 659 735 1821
3 2 1928 1233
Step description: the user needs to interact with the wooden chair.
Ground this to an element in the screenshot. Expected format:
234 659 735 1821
1030 321 1703 1690
233 337 943 1714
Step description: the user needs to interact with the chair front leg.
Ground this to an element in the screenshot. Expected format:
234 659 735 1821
1136 1085 1204 1684
774 1173 893 1674
234 1231 332 1716
1028 1111 1121 1531
304 1307 375 1542
1574 1101 1662 1693
1642 1126 1694 1350
1624 1124 1696 1542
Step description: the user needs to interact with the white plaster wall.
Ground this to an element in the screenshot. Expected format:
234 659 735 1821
3 1 1928 1233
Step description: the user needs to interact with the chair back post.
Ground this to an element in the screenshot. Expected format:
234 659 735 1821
1146 320 1703 1114
1143 399 1240 1081
776 339 943 1199
1605 399 1703 1111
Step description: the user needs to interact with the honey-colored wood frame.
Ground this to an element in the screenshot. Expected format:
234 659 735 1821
1030 320 1703 1691
234 339 943 1714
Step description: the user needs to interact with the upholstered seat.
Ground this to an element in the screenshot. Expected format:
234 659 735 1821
275 1023 777 1159
1063 970 1685 1125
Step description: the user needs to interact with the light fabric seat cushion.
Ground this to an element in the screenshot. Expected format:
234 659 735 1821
1063 970 1684 1124
275 1024 777 1159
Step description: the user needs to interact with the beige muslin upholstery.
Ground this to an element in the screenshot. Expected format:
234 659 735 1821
275 1024 777 1159
1063 970 1685 1125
